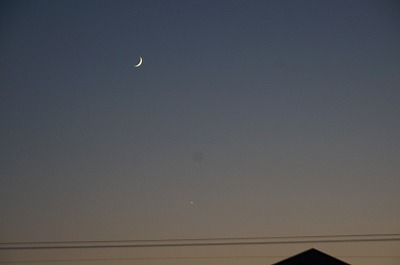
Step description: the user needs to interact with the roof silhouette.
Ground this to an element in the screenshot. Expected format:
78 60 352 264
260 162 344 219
272 248 350 265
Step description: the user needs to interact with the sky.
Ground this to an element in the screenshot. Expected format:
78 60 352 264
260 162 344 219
1 0 400 264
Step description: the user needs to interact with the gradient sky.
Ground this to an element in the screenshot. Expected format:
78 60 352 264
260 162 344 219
1 1 400 264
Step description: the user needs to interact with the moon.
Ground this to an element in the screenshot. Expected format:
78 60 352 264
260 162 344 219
134 56 143 67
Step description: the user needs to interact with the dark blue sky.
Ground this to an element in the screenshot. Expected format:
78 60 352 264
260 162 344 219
1 1 400 264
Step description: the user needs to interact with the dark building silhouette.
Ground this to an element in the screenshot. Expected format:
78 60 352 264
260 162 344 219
273 248 350 265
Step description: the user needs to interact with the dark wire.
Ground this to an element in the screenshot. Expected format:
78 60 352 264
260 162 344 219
1 236 400 250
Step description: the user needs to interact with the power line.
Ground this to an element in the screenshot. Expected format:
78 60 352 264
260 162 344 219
1 236 399 250
1 233 399 245
1 255 400 264
0 256 285 264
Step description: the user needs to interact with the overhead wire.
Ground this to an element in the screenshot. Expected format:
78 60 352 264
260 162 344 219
1 255 400 264
2 233 400 245
1 233 399 250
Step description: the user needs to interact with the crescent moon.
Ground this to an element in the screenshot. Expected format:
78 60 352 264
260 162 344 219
134 56 143 67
